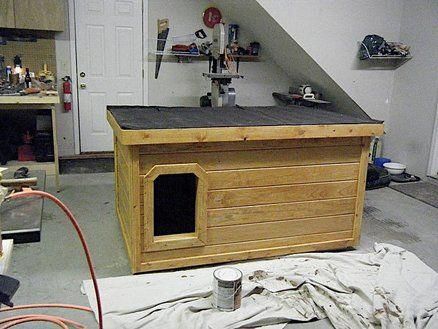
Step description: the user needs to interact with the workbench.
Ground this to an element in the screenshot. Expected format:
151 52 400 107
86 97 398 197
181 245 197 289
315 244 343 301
108 105 384 273
0 95 60 191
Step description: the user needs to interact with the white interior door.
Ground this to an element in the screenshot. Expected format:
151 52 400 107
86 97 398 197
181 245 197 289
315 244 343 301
75 0 143 152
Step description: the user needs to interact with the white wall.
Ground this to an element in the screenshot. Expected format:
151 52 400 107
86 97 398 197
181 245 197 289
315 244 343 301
218 0 378 119
224 0 437 177
59 0 406 154
256 0 404 122
384 0 438 178
147 0 290 107
57 0 437 179
55 0 75 156
54 0 290 155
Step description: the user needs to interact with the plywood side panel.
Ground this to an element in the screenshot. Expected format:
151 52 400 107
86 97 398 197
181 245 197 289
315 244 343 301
208 163 359 189
140 145 361 173
139 137 362 155
208 197 356 227
208 181 357 208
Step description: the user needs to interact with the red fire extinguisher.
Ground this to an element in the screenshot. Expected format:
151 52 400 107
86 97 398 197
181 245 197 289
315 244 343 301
62 76 72 112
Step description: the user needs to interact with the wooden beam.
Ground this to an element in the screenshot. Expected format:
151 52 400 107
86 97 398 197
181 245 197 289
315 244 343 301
0 95 60 106
353 137 371 244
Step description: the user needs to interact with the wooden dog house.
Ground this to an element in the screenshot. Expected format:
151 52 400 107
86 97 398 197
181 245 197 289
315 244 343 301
108 105 384 273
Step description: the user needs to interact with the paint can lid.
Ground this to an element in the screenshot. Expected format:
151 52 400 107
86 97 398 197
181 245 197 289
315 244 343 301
213 267 242 282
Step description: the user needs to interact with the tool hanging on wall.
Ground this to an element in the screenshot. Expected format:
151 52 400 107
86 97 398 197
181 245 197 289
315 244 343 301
155 18 169 79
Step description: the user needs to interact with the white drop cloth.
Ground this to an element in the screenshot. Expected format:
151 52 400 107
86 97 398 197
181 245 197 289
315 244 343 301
82 244 438 328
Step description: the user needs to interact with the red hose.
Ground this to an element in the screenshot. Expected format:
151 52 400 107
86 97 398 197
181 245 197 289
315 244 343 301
0 303 92 313
2 190 103 329
0 314 84 328
1 316 68 329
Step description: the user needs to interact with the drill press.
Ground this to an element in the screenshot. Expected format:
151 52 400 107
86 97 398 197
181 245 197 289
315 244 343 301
202 23 242 107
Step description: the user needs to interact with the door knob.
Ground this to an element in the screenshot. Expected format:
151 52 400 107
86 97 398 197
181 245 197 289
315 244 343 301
79 72 86 77
80 83 87 89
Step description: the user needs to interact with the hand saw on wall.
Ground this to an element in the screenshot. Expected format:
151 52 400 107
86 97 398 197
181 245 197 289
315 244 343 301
155 18 169 79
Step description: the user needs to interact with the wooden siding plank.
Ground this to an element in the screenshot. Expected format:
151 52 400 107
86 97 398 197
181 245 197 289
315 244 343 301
142 230 352 262
130 146 142 273
118 186 131 231
207 214 354 244
116 202 133 260
139 137 363 155
208 163 359 189
118 142 132 165
138 163 360 202
353 137 371 244
208 197 356 227
140 236 353 272
139 198 357 227
140 145 361 173
208 181 357 208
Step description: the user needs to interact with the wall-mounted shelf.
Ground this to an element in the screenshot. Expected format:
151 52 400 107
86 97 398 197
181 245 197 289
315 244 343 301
364 54 412 68
366 55 412 60
357 41 412 70
147 53 261 63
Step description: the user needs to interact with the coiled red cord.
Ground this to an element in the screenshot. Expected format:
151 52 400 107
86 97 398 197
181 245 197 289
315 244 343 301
1 190 103 329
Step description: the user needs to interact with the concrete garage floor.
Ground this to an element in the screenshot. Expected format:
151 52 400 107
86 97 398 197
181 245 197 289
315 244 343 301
5 173 438 328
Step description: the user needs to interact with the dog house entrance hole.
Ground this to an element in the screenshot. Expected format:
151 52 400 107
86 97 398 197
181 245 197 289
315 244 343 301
153 173 197 236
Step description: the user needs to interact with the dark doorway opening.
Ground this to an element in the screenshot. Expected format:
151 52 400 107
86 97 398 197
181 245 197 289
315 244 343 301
153 173 197 236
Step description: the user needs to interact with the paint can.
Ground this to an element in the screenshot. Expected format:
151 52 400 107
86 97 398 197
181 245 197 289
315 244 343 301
212 267 242 311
